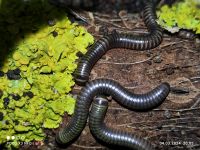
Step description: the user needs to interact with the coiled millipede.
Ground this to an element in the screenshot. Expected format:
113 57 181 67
56 79 170 145
89 96 154 150
74 1 163 84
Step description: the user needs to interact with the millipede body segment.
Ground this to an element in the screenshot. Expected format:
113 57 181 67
89 96 154 150
56 79 170 144
74 1 163 84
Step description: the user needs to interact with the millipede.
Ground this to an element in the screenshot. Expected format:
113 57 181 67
56 79 170 144
89 96 154 150
178 29 197 40
54 0 171 149
74 1 163 84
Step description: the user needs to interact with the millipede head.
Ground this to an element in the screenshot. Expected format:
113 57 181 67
93 95 108 107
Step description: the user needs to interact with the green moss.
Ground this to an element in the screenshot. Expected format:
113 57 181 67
157 0 200 33
0 0 94 149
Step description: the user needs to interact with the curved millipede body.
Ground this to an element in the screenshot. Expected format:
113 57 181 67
178 29 197 40
56 79 170 144
89 96 154 150
74 1 163 84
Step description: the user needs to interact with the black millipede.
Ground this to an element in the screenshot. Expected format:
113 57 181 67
73 1 163 84
89 96 154 150
177 29 197 40
56 79 170 144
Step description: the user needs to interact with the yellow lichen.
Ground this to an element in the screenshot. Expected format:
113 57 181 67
0 0 94 149
157 0 200 33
